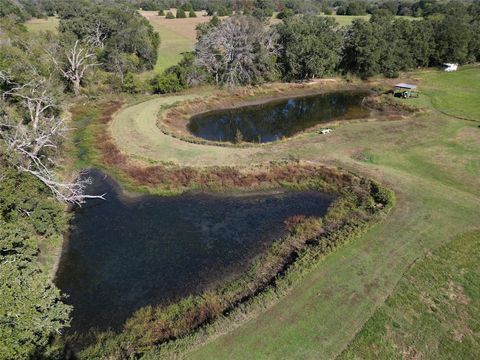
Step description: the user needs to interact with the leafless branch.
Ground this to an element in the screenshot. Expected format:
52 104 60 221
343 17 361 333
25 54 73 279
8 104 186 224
46 40 101 96
195 16 280 87
0 74 105 205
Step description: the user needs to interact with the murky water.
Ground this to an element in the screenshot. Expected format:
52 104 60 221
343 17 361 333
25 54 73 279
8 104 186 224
55 170 334 332
188 91 370 143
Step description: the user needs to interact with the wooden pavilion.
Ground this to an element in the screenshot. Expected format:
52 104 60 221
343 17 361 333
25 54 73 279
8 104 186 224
393 83 418 98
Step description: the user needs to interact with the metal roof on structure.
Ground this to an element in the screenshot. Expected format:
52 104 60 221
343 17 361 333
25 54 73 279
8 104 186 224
394 83 417 89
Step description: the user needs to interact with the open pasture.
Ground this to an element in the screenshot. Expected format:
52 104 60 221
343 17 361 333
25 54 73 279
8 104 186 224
140 10 212 72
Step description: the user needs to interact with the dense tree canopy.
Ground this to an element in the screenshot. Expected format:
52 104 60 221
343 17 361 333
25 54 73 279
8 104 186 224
342 9 480 78
0 166 71 360
277 16 343 80
58 2 160 74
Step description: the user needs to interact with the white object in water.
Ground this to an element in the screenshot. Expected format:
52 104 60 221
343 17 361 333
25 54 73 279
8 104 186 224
320 128 333 134
444 63 458 72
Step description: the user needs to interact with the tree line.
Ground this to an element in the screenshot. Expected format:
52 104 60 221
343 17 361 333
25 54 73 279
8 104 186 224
152 1 479 89
3 0 473 22
1 6 159 356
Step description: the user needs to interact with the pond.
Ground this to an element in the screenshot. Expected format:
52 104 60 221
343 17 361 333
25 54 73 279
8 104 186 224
187 90 371 143
55 170 334 333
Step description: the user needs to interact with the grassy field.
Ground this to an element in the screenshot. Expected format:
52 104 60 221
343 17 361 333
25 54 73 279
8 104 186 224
140 10 213 72
339 230 480 359
323 14 370 26
106 66 480 358
24 16 59 32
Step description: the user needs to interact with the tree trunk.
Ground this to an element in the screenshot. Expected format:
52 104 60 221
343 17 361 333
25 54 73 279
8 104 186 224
72 78 81 96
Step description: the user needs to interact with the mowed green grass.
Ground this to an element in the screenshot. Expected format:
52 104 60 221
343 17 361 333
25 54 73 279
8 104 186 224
140 11 211 73
410 67 480 121
339 230 480 359
150 23 194 72
180 68 480 358
24 17 59 32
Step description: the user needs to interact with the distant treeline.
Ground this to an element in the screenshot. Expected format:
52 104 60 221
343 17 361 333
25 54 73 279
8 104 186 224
153 1 480 90
1 0 478 92
1 0 479 21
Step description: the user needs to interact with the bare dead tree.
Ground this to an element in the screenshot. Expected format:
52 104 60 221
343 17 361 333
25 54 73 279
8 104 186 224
0 71 105 205
47 40 101 96
195 16 280 86
85 21 107 49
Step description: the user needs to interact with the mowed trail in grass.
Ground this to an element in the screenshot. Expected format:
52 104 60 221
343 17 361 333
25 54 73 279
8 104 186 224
339 230 480 360
110 90 259 165
140 10 212 72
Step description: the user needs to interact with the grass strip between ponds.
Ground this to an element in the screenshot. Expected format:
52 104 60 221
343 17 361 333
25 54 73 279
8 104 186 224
66 101 396 358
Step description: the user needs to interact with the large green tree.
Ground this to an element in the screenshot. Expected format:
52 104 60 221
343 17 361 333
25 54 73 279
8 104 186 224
431 14 473 64
277 16 343 80
342 18 383 78
58 1 160 74
0 167 71 360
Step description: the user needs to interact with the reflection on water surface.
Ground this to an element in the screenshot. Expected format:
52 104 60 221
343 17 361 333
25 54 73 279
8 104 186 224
55 170 334 332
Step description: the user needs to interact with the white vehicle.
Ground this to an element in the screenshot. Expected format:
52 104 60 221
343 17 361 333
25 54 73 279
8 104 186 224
443 63 458 72
320 128 333 134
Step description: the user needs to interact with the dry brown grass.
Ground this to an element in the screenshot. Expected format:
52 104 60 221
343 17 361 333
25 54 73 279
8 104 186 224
140 10 213 40
91 100 360 193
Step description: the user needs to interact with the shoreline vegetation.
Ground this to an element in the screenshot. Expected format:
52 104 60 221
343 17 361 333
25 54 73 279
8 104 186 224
157 83 418 148
69 81 411 195
77 181 394 358
64 94 395 358
67 103 394 358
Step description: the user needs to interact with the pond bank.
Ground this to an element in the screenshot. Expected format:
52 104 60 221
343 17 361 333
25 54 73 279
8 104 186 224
63 105 395 355
65 84 397 358
55 169 335 333
69 166 394 358
159 85 377 147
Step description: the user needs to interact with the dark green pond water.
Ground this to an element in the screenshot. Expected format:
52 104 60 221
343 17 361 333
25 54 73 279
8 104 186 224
188 91 370 143
55 170 334 333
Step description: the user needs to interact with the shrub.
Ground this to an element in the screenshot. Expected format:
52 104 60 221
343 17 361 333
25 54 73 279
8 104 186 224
176 8 186 18
189 9 197 17
152 72 183 94
370 180 396 207
181 2 193 12
165 11 174 19
158 9 164 16
277 8 294 19
167 52 209 87
122 73 151 94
